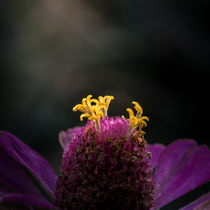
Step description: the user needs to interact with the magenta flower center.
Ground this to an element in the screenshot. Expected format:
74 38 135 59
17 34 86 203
55 117 154 210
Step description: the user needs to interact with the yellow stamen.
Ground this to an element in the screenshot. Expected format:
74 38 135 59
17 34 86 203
80 113 91 121
98 95 114 116
73 95 114 130
73 95 149 139
132 101 143 117
126 108 137 129
126 101 149 138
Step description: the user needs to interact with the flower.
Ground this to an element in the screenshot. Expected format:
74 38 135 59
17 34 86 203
0 95 210 209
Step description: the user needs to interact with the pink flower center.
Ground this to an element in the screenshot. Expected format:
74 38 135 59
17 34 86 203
55 117 154 210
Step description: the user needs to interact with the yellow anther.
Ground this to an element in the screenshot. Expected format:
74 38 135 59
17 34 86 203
98 95 114 116
138 116 149 128
132 101 143 117
126 108 137 129
80 113 91 121
137 137 142 143
73 95 114 130
73 105 82 112
90 99 99 105
86 95 93 107
126 101 149 136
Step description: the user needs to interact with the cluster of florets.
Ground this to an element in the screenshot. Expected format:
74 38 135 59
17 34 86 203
55 95 154 210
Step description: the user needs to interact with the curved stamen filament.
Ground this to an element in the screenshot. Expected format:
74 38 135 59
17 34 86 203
73 95 114 130
127 101 149 141
98 96 114 116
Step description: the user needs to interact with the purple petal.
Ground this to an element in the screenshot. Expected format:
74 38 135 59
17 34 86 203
0 131 57 197
154 139 210 209
0 193 58 209
149 144 165 168
0 148 42 196
180 192 210 210
59 127 81 151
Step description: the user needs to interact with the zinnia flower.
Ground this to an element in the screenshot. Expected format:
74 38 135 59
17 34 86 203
0 95 210 210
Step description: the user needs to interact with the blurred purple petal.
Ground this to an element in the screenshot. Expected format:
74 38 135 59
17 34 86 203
149 143 165 168
180 192 210 210
0 193 58 209
59 127 81 151
0 148 42 196
154 139 210 209
0 131 57 197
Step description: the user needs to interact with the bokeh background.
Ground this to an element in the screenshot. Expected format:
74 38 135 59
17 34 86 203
1 1 209 208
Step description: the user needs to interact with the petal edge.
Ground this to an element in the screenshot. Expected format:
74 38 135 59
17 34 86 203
0 131 57 197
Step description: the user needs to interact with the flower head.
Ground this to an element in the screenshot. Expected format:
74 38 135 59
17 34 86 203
0 95 210 210
55 95 154 209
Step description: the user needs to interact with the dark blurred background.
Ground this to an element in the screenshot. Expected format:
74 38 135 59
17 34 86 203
1 1 210 208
